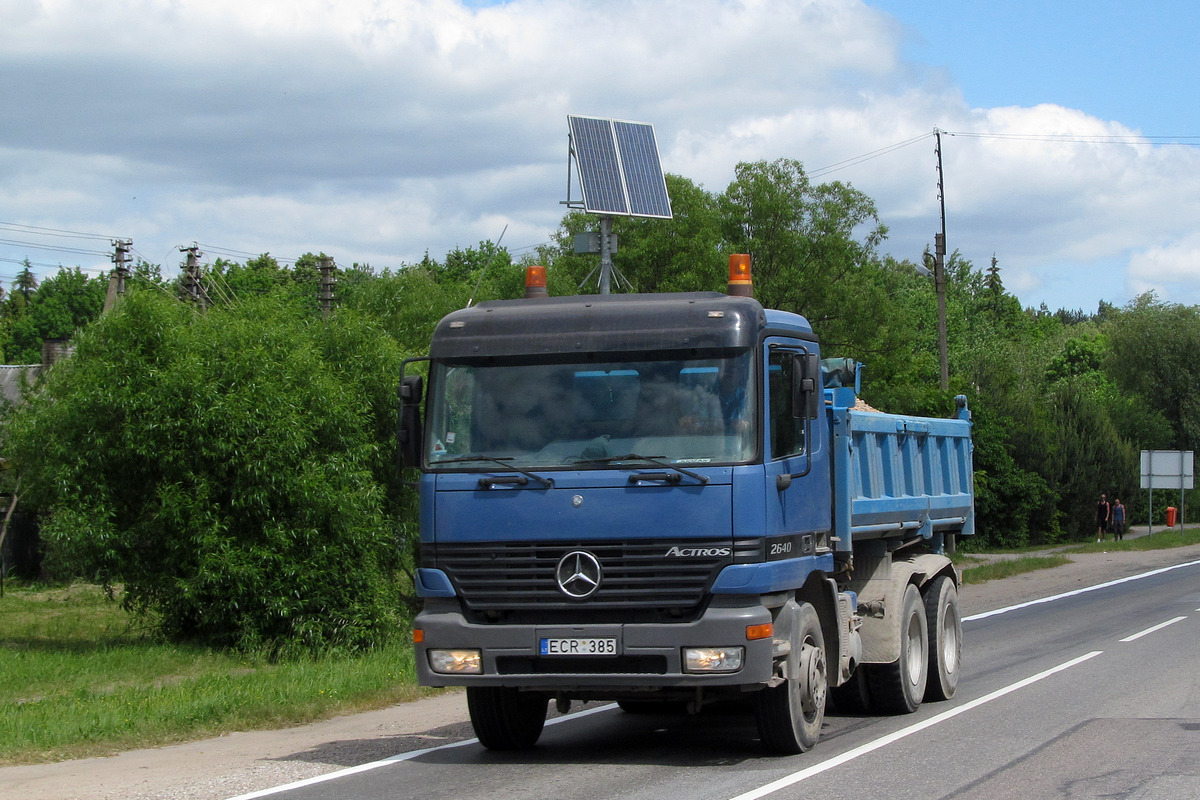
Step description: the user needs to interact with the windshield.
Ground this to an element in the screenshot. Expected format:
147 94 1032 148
426 352 756 469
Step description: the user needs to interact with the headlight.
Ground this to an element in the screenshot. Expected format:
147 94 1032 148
683 646 744 673
428 649 482 674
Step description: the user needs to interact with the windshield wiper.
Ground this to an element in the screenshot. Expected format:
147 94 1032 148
566 453 709 486
432 455 554 489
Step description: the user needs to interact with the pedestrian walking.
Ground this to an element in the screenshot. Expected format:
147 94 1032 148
1096 494 1111 542
1112 499 1126 541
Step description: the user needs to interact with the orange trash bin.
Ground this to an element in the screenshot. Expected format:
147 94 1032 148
1166 506 1177 527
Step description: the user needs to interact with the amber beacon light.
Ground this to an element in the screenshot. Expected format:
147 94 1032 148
524 265 549 298
727 254 752 297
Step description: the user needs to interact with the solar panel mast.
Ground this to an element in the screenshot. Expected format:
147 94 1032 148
564 115 672 293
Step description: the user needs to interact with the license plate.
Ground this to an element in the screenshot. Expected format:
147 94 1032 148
540 637 617 656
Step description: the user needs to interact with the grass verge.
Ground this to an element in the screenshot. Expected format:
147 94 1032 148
1076 525 1200 552
0 582 429 766
955 525 1200 585
958 555 1071 584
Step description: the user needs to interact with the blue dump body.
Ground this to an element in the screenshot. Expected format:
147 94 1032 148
830 389 975 554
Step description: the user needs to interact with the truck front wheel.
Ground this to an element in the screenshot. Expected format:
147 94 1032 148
466 687 548 750
755 602 827 754
868 583 928 714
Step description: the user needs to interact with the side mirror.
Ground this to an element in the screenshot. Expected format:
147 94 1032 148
791 352 821 420
398 374 424 470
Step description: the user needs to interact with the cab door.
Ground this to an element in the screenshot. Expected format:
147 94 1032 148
762 340 831 555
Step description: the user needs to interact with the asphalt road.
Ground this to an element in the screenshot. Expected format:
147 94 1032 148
241 556 1200 800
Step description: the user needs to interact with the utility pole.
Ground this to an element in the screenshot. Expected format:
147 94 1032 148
179 243 207 309
598 217 613 294
113 239 131 294
318 255 336 318
933 129 949 391
104 239 133 312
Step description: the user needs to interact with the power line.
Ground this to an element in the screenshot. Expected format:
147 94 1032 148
804 129 1200 181
194 242 260 259
0 223 302 271
0 220 121 270
0 220 117 241
0 256 108 273
195 242 296 265
942 131 1200 146
0 238 111 258
808 133 934 178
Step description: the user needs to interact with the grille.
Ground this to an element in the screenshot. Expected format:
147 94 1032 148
428 538 758 624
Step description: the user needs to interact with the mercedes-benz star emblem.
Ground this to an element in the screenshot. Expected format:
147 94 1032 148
555 551 602 599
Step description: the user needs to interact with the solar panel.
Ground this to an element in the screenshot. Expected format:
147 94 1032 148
569 116 628 215
614 120 672 218
568 115 672 219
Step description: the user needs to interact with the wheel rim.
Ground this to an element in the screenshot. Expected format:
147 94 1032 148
904 607 925 687
800 637 827 719
942 602 960 675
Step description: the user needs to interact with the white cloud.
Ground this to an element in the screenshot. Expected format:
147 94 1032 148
2 0 1200 313
1129 234 1200 306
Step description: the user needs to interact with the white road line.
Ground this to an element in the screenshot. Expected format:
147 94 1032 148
724 650 1104 800
1120 615 1188 642
963 558 1200 621
224 740 476 800
224 704 617 800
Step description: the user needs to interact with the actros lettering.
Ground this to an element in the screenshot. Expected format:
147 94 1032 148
664 546 731 558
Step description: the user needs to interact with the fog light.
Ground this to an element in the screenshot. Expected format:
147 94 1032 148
428 649 482 674
683 647 744 673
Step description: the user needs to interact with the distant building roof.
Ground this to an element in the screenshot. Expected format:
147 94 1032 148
0 365 40 406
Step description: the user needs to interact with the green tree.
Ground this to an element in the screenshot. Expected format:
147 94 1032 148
211 253 288 300
1106 292 1200 450
718 159 906 366
13 262 37 301
539 174 724 297
1047 378 1140 539
720 161 883 298
5 288 405 654
0 267 108 364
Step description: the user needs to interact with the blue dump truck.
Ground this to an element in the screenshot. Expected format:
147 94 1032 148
401 256 974 754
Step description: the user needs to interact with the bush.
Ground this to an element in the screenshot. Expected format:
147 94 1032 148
6 290 406 654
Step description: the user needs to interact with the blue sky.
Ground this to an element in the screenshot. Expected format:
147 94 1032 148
873 0 1200 135
1 0 1198 315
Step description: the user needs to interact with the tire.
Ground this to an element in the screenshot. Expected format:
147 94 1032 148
466 686 548 750
867 583 928 714
755 602 827 754
829 665 871 715
923 575 962 702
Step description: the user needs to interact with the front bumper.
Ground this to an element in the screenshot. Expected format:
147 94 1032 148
414 597 775 693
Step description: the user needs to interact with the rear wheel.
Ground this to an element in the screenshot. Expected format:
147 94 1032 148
923 575 962 702
466 687 548 750
829 665 871 714
868 583 928 714
755 602 827 754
